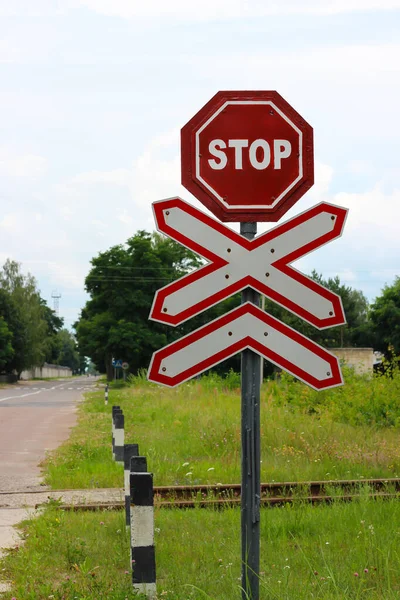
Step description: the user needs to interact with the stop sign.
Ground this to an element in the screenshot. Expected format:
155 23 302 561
181 91 314 222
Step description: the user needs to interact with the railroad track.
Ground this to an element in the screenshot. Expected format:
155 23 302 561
58 478 400 511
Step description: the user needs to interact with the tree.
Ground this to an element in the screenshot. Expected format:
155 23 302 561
54 329 80 373
75 231 203 379
0 317 14 371
369 277 400 356
76 231 375 380
0 260 48 374
40 299 64 364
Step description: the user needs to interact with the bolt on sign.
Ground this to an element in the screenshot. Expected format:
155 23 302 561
147 91 348 600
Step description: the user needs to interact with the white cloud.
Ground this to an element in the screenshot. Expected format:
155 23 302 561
0 213 20 233
44 260 85 290
336 185 400 248
179 43 400 88
74 0 400 19
71 169 131 187
0 149 47 178
0 0 65 17
69 130 185 207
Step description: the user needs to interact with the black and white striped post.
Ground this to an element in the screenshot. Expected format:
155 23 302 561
130 471 156 599
105 384 109 405
123 444 140 526
111 406 121 459
126 455 148 528
114 412 125 464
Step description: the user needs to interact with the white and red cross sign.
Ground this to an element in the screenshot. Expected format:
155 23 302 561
150 198 347 329
148 197 347 390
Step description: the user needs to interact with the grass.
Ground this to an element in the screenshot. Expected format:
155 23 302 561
43 367 400 489
1 496 400 599
4 366 400 598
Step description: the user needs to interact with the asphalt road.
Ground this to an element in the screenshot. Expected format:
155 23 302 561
0 376 98 492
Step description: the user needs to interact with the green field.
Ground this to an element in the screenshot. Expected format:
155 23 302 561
2 367 400 599
2 497 400 599
44 367 400 489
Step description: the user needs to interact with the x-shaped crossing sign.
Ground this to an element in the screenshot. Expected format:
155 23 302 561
148 197 347 390
150 197 347 330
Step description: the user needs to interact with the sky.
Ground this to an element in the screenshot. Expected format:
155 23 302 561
1 0 400 328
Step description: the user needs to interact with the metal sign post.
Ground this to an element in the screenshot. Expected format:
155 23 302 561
240 222 261 600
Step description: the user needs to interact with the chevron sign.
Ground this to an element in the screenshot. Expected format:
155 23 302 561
147 197 347 390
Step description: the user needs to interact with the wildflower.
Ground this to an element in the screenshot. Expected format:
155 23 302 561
131 559 136 564
207 467 215 472
100 521 104 526
325 542 329 545
124 570 129 574
364 568 369 573
185 472 193 476
354 572 359 577
182 462 189 467
314 571 318 575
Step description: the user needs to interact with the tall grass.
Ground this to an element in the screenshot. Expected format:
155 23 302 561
2 496 400 599
43 367 400 489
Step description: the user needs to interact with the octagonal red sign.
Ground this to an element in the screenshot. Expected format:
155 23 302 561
181 91 314 222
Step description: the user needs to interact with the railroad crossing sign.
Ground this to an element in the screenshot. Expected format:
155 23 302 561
181 90 314 222
148 90 347 600
148 302 343 390
150 197 347 328
148 197 347 390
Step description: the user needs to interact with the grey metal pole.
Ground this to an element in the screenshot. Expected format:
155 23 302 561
240 221 261 600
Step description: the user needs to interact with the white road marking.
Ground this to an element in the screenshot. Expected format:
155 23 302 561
0 382 67 403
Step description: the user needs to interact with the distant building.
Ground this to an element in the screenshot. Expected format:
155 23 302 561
330 348 375 375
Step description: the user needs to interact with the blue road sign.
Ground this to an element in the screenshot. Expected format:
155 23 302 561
112 359 123 368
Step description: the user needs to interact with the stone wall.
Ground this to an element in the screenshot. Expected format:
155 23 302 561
0 374 18 384
20 363 73 380
330 348 375 375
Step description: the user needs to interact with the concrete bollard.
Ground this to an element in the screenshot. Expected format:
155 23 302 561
130 471 156 599
114 412 125 464
123 444 140 526
111 406 121 459
126 456 147 527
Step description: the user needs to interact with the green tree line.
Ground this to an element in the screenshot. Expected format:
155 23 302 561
0 259 85 376
75 230 399 380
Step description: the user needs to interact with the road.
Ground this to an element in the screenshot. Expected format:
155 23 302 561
0 376 98 492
